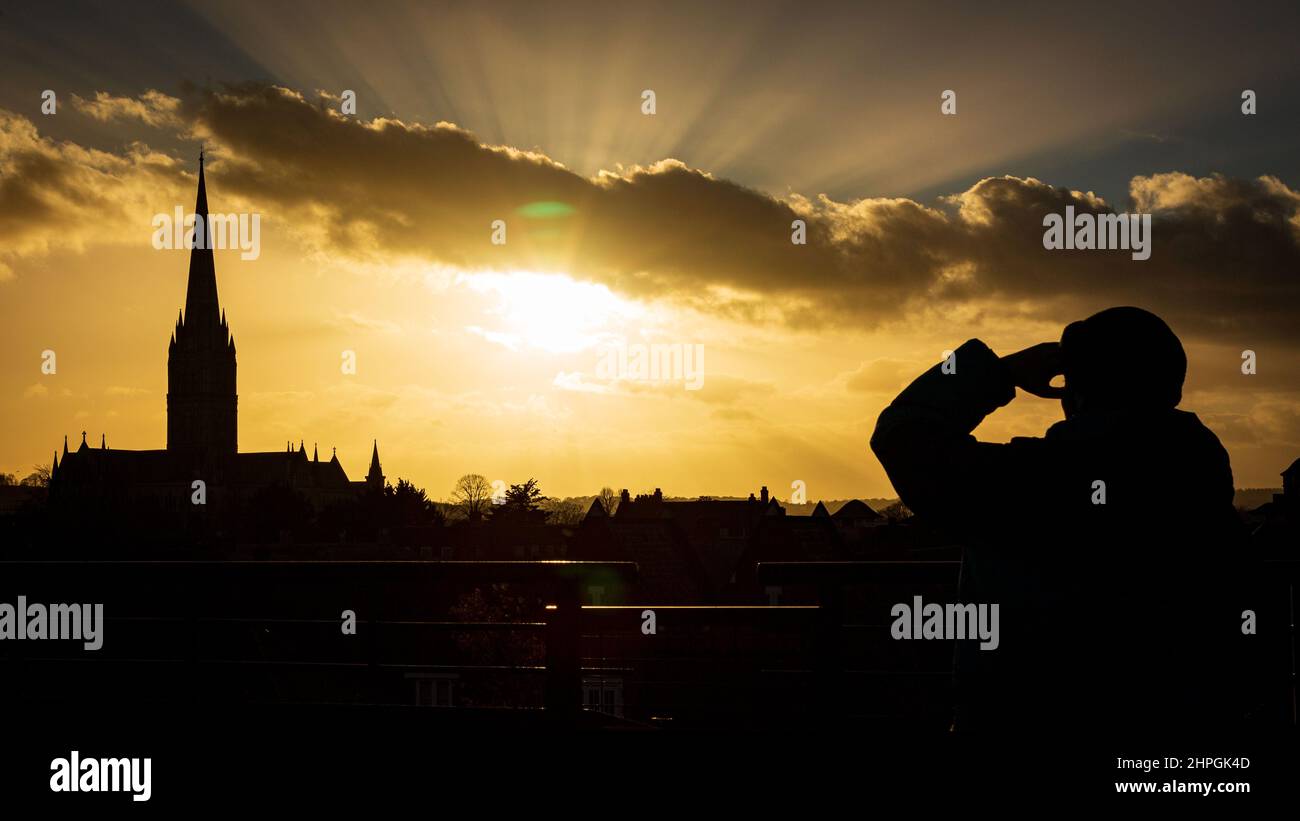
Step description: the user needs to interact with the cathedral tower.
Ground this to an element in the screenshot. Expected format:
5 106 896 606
167 153 238 456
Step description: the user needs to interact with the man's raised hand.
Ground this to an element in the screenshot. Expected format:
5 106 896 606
1000 342 1065 399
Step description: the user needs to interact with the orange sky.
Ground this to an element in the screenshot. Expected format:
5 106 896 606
3 3 1299 500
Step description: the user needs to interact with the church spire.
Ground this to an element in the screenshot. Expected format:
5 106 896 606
166 152 238 457
182 150 221 334
366 439 384 490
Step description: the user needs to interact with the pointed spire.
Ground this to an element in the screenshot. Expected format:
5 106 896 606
313 443 319 462
62 435 68 457
366 439 384 488
100 433 106 449
181 151 221 333
52 451 59 477
79 431 87 451
196 148 208 213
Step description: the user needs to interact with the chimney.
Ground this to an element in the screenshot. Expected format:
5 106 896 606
760 486 769 504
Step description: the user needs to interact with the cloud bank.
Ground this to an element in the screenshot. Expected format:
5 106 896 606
1 84 1297 346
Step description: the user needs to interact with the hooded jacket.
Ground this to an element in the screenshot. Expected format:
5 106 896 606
871 338 1250 733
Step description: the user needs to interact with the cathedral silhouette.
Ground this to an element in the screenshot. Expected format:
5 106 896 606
48 155 385 509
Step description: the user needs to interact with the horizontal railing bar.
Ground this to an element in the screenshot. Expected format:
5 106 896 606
97 616 548 629
0 559 638 583
590 671 950 679
757 561 960 585
578 605 820 610
0 657 949 676
0 658 548 673
759 559 1300 585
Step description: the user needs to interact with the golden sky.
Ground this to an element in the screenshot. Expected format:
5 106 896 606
2 1 1299 500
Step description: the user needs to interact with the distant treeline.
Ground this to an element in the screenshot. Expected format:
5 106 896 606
1235 487 1283 510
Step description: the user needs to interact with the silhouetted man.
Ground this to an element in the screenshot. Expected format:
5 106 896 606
871 307 1249 735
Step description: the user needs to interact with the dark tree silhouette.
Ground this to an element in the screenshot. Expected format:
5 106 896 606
490 478 548 524
385 478 444 527
598 486 620 516
451 473 493 521
542 498 585 525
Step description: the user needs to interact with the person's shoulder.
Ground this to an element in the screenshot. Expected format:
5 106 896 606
1164 408 1220 438
1041 415 1097 442
1171 409 1231 455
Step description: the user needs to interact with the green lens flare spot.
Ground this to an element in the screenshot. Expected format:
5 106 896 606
517 201 575 219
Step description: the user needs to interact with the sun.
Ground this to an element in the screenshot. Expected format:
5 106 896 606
460 270 646 354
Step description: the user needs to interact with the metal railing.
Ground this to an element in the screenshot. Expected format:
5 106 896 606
1 558 1294 728
0 561 636 724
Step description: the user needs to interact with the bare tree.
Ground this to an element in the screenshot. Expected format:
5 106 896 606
452 473 493 521
21 464 51 487
598 486 620 516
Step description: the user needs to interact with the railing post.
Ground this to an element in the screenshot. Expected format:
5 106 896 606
545 578 582 723
365 581 380 700
1289 580 1297 727
815 582 843 716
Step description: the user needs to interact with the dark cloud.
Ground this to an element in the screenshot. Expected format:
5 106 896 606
190 86 1300 346
0 110 182 270
941 174 1300 345
4 84 1300 348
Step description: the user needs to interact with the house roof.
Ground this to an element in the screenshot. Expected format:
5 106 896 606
831 499 881 521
